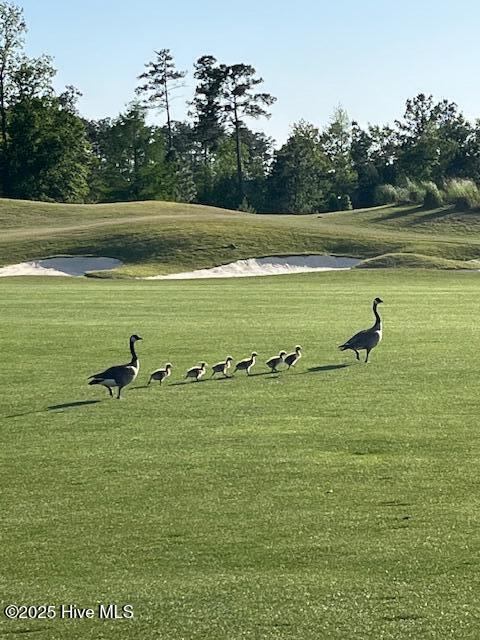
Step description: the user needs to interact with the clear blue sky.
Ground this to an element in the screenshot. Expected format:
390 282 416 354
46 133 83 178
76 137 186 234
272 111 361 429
19 0 480 144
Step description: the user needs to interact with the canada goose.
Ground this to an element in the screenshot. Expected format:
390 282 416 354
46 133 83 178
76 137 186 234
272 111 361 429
88 334 142 399
186 361 207 382
233 352 257 376
148 363 172 386
266 350 287 373
211 356 234 378
285 345 302 369
339 297 384 363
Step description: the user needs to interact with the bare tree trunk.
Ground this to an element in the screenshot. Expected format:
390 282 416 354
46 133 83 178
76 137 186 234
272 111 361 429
233 101 243 204
0 70 8 195
163 72 173 153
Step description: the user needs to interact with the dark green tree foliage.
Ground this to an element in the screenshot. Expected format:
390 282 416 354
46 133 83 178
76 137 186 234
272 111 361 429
0 0 25 193
3 1 480 213
90 103 173 202
136 48 186 154
217 62 276 205
191 55 225 160
8 92 90 202
267 121 329 213
321 107 357 209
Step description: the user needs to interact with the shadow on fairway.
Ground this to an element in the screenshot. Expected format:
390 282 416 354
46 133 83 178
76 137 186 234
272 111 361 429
2 409 45 419
48 400 103 411
305 364 351 374
129 384 151 391
169 379 209 387
247 371 275 377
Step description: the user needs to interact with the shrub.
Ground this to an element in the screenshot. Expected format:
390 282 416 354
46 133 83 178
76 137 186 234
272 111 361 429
444 179 480 210
339 194 353 210
238 197 256 213
404 178 426 204
374 184 398 205
423 182 444 208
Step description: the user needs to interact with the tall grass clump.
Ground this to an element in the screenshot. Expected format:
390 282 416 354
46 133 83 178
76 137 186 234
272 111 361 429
375 184 399 205
375 180 425 206
445 179 480 210
404 178 426 204
423 182 444 209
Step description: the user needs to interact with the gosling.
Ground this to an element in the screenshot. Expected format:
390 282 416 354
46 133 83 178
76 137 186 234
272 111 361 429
284 345 302 369
233 352 258 376
148 363 172 386
185 362 207 382
266 350 287 373
211 356 234 378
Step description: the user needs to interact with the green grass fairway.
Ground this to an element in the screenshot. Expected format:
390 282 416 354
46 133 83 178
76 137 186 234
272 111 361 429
2 269 480 639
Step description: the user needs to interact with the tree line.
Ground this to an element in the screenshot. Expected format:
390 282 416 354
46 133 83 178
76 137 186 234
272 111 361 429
2 1 480 213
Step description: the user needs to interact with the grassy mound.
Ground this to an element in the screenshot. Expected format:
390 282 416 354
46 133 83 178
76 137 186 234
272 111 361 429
357 252 472 270
3 198 480 276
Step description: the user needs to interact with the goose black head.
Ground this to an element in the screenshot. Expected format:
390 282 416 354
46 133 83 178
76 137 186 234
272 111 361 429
251 351 258 357
226 356 233 362
131 334 143 342
165 363 173 369
374 297 383 305
200 362 207 367
279 350 287 357
295 345 302 351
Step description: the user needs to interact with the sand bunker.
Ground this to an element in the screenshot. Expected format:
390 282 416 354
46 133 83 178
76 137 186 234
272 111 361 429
0 256 122 277
148 255 361 280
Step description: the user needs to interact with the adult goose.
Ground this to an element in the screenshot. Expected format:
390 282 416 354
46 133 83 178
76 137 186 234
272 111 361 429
88 334 142 398
339 298 383 363
233 352 257 376
148 363 172 386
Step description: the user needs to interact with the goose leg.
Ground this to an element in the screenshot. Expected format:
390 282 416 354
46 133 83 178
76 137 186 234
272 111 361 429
117 386 123 399
354 349 360 361
365 349 371 363
106 386 113 398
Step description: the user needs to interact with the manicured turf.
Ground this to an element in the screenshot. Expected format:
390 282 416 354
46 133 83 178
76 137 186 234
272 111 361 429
2 269 480 639
2 198 480 276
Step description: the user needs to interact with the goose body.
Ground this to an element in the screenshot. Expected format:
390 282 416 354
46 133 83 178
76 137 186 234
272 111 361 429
148 363 172 386
186 362 207 381
339 298 383 363
266 350 287 373
285 345 302 369
233 352 257 376
88 334 142 398
211 356 233 378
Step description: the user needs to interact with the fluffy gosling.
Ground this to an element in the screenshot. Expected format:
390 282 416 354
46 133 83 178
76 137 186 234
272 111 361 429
211 356 234 378
266 350 287 373
285 345 302 369
148 363 172 386
233 352 258 376
185 362 207 382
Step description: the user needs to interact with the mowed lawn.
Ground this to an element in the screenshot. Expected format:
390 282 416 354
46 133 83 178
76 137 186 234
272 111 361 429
1 270 480 639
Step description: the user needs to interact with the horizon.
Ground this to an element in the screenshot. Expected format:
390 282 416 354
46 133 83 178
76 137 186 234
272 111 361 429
18 0 480 144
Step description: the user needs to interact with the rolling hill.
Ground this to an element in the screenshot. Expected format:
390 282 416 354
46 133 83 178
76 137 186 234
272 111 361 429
1 198 480 276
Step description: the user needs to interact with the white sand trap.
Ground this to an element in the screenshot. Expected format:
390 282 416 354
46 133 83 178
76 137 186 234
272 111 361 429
147 255 361 280
0 256 122 277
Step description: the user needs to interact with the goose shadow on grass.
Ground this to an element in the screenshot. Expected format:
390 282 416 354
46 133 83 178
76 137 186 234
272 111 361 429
2 399 102 419
48 400 103 411
304 363 351 374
